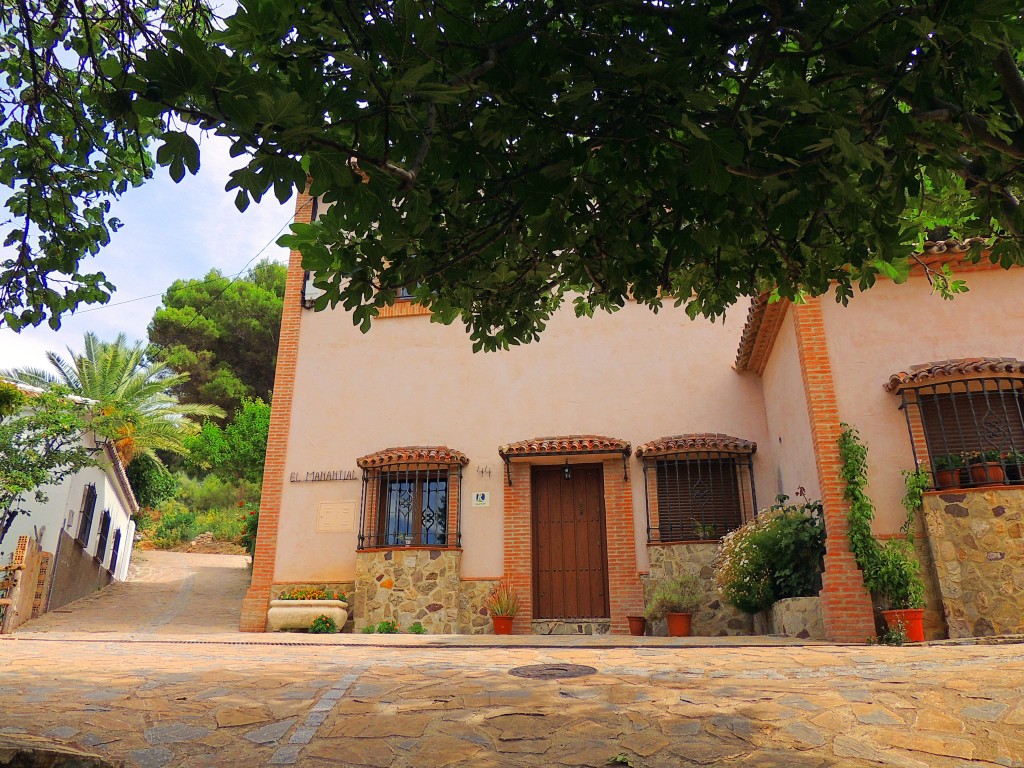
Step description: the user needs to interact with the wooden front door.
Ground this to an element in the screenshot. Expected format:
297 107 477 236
531 464 610 619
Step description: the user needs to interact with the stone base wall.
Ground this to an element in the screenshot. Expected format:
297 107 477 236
910 508 949 641
458 579 498 634
531 619 611 635
354 549 462 633
757 597 826 640
922 489 1024 638
645 543 753 636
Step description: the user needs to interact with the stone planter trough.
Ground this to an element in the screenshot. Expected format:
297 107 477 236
267 599 349 632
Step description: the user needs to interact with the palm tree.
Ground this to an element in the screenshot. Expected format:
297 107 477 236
2 332 224 465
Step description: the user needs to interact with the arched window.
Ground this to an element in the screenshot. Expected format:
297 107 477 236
356 447 468 549
637 434 758 542
886 359 1024 489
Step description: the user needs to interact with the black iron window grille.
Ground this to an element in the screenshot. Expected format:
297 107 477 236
76 484 97 546
898 376 1024 489
642 451 757 542
110 530 122 575
95 510 111 562
358 462 463 549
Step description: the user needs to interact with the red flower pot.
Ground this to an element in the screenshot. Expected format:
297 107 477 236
970 462 1004 486
627 616 647 636
665 613 692 637
934 468 961 489
492 616 513 635
881 608 925 643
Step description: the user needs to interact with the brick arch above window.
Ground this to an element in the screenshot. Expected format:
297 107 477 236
635 433 757 458
884 358 1024 393
356 446 469 469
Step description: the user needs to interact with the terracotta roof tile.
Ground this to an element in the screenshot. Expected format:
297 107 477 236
735 294 790 374
356 446 470 469
636 433 757 457
919 237 987 255
884 358 1024 392
498 435 631 458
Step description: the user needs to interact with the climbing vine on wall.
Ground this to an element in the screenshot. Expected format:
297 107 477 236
837 424 881 583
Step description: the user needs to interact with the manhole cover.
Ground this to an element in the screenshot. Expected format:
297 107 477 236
508 663 597 679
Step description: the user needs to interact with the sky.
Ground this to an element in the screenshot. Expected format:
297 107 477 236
0 133 292 372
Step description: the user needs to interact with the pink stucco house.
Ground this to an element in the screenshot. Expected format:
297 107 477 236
241 190 1024 641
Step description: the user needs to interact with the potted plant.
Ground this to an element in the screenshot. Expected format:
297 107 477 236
1003 450 1024 484
930 453 963 489
965 450 1004 486
484 580 519 634
643 572 705 637
267 587 349 632
874 541 926 643
626 615 647 636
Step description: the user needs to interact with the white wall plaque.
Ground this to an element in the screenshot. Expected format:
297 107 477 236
316 501 356 532
473 492 490 507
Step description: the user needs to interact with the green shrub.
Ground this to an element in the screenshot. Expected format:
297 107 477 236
152 502 198 549
714 496 826 614
309 615 338 634
643 572 705 621
360 625 376 634
407 622 427 634
240 504 258 557
375 620 399 634
192 507 246 541
176 473 259 513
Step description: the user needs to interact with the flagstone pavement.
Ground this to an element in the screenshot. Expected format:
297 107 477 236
2 552 1024 767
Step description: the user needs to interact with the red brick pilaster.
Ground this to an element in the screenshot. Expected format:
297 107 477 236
239 189 313 632
603 459 644 634
503 462 534 634
791 299 876 643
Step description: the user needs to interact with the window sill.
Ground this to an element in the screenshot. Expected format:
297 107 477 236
357 546 462 554
647 539 722 546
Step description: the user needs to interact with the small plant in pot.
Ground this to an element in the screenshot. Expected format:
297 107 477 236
930 453 963 489
964 450 1004 486
1004 449 1024 484
643 572 705 637
874 540 926 643
485 580 519 635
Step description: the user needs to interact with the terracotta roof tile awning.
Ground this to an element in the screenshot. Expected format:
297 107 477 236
883 358 1024 393
498 435 631 459
635 434 757 457
734 294 788 374
356 446 470 469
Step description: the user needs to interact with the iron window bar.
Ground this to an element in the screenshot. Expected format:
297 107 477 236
898 376 1024 490
76 484 98 547
641 450 757 543
358 461 464 550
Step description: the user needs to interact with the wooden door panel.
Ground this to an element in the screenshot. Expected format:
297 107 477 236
532 465 609 619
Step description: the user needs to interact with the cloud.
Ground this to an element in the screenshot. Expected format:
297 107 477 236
0 135 293 370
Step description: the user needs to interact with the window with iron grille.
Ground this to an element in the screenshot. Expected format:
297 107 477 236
897 376 1024 488
96 510 111 562
358 458 464 549
110 530 122 575
76 484 98 546
642 452 757 542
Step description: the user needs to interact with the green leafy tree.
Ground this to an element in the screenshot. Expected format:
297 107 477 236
125 453 179 509
0 383 96 548
148 261 286 415
1 332 223 466
4 2 1024 349
184 397 270 486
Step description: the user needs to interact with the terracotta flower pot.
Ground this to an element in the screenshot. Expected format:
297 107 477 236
665 612 692 637
881 608 925 643
492 616 514 635
934 468 961 489
969 462 1004 486
627 616 647 636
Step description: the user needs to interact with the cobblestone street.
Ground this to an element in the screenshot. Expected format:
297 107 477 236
2 552 1024 767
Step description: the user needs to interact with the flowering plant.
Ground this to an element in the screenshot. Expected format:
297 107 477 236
713 494 825 614
277 587 347 601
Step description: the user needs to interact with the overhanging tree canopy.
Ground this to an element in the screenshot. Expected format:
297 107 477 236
3 1 1024 349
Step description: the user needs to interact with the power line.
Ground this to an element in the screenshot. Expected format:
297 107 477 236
76 200 306 315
